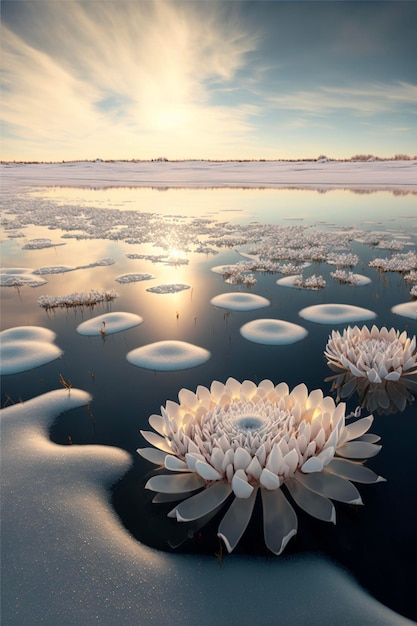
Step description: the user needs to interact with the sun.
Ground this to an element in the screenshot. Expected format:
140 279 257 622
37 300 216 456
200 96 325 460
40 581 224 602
152 106 188 132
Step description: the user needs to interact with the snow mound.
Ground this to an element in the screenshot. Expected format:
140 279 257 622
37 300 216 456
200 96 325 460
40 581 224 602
210 292 270 311
299 303 377 324
77 312 143 336
240 319 308 345
126 340 210 370
391 301 417 320
0 326 62 374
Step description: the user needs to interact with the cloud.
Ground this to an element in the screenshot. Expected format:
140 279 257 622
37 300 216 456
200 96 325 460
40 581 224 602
268 81 417 117
0 0 260 159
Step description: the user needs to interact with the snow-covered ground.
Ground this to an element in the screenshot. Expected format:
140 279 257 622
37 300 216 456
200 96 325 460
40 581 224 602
2 159 417 189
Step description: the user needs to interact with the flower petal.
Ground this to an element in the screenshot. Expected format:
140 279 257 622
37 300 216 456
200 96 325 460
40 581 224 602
195 460 222 481
261 487 297 555
234 447 252 471
218 488 258 553
137 447 167 466
140 430 172 453
301 456 323 473
260 468 280 490
296 471 363 504
145 473 205 493
173 482 233 521
165 455 190 471
325 458 386 483
232 470 254 498
340 415 374 443
336 441 381 459
148 414 165 435
286 477 335 523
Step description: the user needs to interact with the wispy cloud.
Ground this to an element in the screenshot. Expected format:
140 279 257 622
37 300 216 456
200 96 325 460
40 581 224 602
1 0 260 159
268 81 417 117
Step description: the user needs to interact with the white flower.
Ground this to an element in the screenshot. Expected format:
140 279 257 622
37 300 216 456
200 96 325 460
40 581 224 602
138 378 384 555
325 325 417 414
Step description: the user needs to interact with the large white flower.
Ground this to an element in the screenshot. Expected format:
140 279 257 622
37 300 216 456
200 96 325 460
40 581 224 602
138 378 384 555
325 325 417 414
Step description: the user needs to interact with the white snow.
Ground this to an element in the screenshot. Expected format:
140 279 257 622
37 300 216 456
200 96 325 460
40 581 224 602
126 340 210 370
0 326 62 374
0 389 411 625
210 292 270 311
240 319 308 345
2 159 416 189
299 303 377 324
76 312 143 336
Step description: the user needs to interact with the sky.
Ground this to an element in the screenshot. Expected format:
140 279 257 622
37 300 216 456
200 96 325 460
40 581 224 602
1 0 416 162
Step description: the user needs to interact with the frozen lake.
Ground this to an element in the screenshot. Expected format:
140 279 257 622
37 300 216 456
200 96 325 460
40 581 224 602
1 162 416 625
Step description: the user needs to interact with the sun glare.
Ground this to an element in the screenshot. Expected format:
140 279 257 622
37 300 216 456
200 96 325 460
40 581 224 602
153 106 189 132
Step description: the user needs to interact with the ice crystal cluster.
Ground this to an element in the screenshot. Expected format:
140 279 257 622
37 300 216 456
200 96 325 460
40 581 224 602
139 378 383 555
38 289 118 309
326 253 359 267
330 270 360 285
369 251 417 273
293 274 326 290
325 325 417 413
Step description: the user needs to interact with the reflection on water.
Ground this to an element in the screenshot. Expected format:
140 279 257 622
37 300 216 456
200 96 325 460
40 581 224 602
1 184 417 621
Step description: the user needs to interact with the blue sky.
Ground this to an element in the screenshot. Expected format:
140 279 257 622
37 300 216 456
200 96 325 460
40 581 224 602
1 0 416 161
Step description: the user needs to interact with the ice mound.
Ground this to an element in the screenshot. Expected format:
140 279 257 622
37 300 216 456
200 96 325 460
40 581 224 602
240 319 308 345
391 302 417 320
126 340 210 370
77 312 143 336
146 284 191 294
299 303 377 324
0 326 62 374
210 292 270 311
0 267 47 287
116 273 154 284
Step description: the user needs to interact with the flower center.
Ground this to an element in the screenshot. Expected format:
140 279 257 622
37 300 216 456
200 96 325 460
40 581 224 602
235 416 265 431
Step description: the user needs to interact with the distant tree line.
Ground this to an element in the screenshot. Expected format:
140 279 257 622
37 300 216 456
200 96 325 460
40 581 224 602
2 154 416 164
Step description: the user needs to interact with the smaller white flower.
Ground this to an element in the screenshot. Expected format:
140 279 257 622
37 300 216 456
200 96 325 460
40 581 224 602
325 325 417 413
